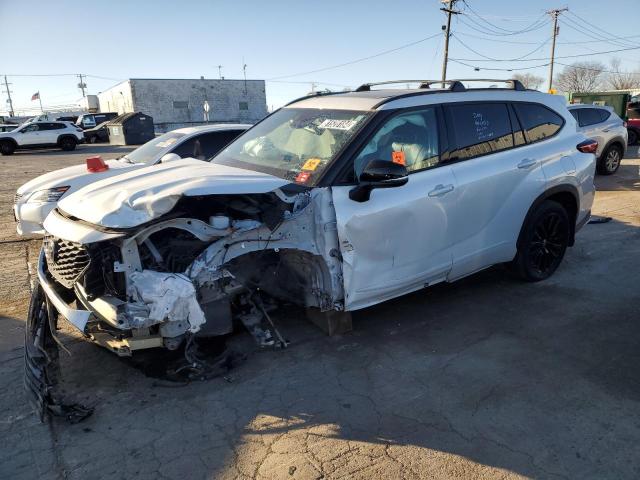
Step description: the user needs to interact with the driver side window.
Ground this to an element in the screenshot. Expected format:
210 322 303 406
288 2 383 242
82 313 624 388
353 108 440 179
22 124 39 132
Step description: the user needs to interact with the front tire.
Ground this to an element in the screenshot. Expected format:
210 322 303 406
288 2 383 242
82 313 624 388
511 200 570 282
59 137 77 151
627 129 638 146
0 140 15 155
597 144 623 175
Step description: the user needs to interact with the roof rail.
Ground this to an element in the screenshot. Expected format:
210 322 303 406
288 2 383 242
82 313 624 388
354 80 464 92
354 78 526 92
448 78 527 91
283 89 348 107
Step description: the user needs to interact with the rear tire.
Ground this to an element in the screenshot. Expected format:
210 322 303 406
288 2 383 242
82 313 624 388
510 200 570 282
88 135 97 144
0 140 15 155
597 144 622 175
59 137 77 151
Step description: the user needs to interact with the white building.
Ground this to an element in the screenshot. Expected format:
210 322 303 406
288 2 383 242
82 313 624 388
97 78 268 131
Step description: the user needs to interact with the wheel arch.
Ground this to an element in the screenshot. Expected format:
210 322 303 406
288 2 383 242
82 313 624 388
0 137 18 147
599 136 626 160
517 185 580 248
56 134 77 145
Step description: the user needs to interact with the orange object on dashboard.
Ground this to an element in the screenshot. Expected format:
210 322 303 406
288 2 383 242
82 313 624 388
392 151 406 165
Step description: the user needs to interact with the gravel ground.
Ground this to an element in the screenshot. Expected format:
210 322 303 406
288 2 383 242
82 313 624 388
1 145 639 480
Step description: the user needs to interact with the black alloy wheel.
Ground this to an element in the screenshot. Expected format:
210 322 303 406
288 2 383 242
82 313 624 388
511 200 570 282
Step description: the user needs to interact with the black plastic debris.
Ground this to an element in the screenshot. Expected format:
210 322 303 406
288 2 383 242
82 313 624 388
588 216 613 224
24 283 93 423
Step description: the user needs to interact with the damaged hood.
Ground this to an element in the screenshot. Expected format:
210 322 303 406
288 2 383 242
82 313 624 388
17 159 141 196
56 158 289 228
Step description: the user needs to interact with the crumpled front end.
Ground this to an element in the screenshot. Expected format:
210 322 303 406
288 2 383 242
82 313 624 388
31 186 344 358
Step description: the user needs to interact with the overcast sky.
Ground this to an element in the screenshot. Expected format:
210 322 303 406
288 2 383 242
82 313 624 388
1 0 639 115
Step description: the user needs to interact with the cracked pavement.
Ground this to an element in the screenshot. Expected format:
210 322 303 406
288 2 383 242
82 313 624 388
2 146 640 479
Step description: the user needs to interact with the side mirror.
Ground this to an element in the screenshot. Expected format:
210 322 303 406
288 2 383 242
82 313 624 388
349 159 408 202
160 153 181 163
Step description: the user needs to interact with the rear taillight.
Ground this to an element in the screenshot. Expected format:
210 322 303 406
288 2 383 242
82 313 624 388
86 156 109 172
577 139 598 154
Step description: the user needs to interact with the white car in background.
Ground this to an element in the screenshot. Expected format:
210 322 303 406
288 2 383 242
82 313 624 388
0 121 85 155
13 124 250 235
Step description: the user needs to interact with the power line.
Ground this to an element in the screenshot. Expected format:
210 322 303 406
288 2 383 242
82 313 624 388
451 33 550 62
566 10 638 48
454 30 640 46
266 32 441 81
560 16 639 50
449 58 550 72
451 43 640 63
461 3 548 35
555 61 640 75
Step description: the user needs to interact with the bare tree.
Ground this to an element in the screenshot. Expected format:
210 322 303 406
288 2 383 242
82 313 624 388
554 62 605 93
512 73 544 90
607 58 640 90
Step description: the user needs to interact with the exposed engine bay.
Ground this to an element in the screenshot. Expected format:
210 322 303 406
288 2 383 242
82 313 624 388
26 187 346 421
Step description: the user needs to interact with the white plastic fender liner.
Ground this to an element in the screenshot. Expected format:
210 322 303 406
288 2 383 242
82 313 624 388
126 270 206 332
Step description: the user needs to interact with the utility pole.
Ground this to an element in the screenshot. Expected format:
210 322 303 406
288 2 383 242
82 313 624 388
440 0 460 85
217 65 224 79
3 75 14 117
547 8 568 92
242 61 247 95
77 73 87 97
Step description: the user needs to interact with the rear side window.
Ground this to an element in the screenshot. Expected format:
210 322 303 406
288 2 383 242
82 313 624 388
597 109 611 122
577 108 603 127
51 123 66 130
514 103 563 143
447 103 513 160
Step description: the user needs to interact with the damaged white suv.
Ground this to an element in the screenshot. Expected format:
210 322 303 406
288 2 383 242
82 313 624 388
27 79 596 419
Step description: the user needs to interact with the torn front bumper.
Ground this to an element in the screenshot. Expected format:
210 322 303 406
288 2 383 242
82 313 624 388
36 249 165 356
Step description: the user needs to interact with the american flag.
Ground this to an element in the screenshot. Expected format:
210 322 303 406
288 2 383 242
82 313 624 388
31 92 40 101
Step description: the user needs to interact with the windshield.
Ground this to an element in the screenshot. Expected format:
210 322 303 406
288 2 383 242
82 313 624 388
123 132 186 164
211 108 371 185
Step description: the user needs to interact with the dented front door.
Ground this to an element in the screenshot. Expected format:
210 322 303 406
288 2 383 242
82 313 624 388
332 165 457 311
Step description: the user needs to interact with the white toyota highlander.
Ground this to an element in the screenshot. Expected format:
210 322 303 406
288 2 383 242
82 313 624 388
25 79 596 420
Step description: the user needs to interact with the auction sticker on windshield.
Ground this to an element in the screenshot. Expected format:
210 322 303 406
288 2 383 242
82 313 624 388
319 119 358 130
302 158 322 171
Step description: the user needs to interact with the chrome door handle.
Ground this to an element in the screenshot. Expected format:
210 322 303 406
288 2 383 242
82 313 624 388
517 158 537 169
602 129 610 132
428 184 454 197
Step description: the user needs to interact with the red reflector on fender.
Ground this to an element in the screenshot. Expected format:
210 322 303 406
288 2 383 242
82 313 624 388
86 156 109 172
577 139 598 154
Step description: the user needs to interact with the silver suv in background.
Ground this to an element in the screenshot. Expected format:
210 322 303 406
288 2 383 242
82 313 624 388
568 104 627 175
